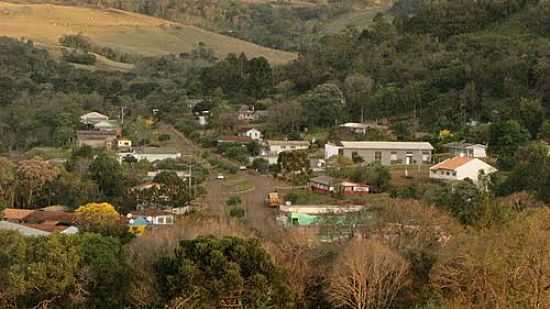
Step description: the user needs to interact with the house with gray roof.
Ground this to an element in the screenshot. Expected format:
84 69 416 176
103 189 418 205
325 141 434 165
0 221 51 237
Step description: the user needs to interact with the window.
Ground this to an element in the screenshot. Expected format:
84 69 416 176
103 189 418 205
158 217 165 224
452 172 457 176
390 152 397 162
375 152 382 162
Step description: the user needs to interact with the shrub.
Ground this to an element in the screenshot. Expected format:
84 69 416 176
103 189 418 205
62 50 96 65
158 134 171 142
226 196 242 207
252 158 270 174
229 207 245 218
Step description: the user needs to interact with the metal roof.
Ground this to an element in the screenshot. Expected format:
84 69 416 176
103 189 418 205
0 221 51 236
310 175 335 186
340 141 434 150
267 140 310 146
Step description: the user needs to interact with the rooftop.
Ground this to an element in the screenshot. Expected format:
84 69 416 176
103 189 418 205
77 130 118 138
218 135 253 143
310 175 336 186
443 142 487 149
134 147 180 154
339 141 434 150
430 156 475 171
2 208 34 221
267 140 310 146
0 221 51 236
24 210 75 224
80 112 108 120
94 120 120 128
339 122 369 129
130 208 173 217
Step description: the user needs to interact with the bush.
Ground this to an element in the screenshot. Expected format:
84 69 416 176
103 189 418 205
229 207 245 218
252 158 270 174
390 186 418 199
158 134 171 142
62 50 96 65
226 196 242 207
208 158 239 174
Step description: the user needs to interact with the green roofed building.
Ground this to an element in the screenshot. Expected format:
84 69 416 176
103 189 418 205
288 212 319 226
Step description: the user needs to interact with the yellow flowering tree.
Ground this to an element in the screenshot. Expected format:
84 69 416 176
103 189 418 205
75 202 120 230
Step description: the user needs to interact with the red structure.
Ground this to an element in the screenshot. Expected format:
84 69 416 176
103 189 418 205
340 181 370 195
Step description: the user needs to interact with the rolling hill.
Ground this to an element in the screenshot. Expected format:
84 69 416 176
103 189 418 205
0 1 297 65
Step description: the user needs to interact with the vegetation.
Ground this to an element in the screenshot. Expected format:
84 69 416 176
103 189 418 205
4 1 550 308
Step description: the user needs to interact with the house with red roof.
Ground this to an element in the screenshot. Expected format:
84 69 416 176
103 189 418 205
430 156 497 184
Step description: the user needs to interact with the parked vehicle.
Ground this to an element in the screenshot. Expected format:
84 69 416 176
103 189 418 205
265 192 280 208
216 174 225 180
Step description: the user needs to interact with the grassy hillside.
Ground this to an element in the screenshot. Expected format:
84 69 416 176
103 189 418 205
321 5 389 34
0 1 297 65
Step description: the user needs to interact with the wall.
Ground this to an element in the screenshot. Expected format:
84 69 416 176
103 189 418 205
456 160 496 183
430 169 458 182
342 148 431 166
324 143 342 159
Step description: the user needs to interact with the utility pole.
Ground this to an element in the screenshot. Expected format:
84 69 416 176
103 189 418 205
120 106 125 127
188 164 192 203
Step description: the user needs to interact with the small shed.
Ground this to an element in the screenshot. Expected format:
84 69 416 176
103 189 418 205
340 181 370 195
309 175 336 193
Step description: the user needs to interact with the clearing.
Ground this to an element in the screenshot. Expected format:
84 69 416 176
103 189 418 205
0 1 297 65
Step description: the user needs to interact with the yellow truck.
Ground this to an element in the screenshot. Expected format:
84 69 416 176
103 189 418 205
265 192 280 208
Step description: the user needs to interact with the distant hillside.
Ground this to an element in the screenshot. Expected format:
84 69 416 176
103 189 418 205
4 0 392 51
0 1 297 65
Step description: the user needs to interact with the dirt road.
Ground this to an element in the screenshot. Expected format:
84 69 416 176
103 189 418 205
162 122 287 237
205 172 286 237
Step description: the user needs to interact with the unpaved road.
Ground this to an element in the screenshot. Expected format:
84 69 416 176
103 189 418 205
206 172 286 237
162 122 287 237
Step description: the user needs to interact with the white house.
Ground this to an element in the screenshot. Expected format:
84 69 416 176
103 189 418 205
94 120 120 131
260 140 310 164
80 112 109 125
128 209 175 225
430 156 497 184
339 122 369 134
443 142 487 158
265 140 309 156
118 147 181 163
239 128 263 140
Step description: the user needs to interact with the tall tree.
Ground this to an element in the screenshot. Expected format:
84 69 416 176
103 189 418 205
154 236 291 307
88 153 124 201
303 83 346 128
488 120 529 169
328 239 409 309
15 158 60 208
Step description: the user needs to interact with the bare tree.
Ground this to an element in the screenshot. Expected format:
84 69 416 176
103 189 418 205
328 239 409 309
431 208 550 309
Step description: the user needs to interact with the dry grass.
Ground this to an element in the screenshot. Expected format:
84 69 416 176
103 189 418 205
0 1 297 65
390 165 431 187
